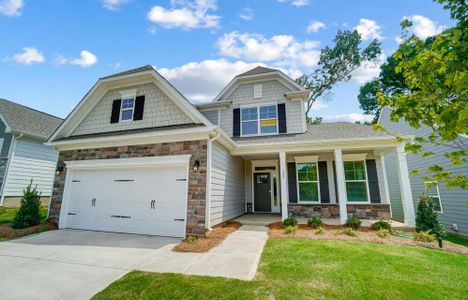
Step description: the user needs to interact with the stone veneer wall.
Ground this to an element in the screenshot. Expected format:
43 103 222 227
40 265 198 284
288 204 391 220
49 140 207 236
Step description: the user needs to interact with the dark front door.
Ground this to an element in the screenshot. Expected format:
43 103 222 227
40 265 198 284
254 173 271 212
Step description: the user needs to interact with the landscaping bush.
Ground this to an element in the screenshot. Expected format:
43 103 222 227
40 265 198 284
371 220 392 231
315 226 325 235
376 229 391 238
282 217 297 227
342 228 357 237
416 193 445 247
414 230 436 243
184 236 197 244
12 182 42 229
284 225 298 234
345 216 361 230
307 217 323 228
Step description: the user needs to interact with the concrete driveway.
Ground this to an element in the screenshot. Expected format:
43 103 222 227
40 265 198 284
0 227 268 300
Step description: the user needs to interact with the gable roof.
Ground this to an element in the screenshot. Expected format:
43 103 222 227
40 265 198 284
237 66 278 77
0 99 63 140
48 65 211 142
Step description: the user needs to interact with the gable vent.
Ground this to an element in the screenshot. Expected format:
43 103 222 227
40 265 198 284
254 84 263 99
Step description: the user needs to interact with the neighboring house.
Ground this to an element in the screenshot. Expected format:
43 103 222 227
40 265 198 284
379 107 468 236
47 65 416 238
0 99 63 207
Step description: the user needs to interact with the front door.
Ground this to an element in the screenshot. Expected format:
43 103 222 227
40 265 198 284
254 173 272 212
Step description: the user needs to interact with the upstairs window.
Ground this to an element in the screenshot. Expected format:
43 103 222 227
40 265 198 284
120 98 135 121
241 105 277 136
425 181 443 212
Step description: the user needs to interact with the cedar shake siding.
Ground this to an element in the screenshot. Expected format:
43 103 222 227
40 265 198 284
50 140 208 236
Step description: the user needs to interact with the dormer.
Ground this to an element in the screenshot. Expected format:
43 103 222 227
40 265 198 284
197 66 309 138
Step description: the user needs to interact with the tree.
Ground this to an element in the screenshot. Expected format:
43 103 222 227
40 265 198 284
306 116 323 125
376 0 467 189
296 30 381 115
12 181 42 229
415 193 445 248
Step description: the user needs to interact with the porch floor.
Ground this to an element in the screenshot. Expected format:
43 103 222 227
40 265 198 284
234 214 410 229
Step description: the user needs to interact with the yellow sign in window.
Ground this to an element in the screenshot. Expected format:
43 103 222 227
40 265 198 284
261 119 277 127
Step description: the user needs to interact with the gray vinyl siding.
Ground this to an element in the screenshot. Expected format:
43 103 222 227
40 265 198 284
3 137 58 197
380 107 468 235
200 110 219 125
210 141 245 227
384 152 404 221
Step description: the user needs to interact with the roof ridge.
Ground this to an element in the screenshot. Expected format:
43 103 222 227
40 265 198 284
0 98 62 120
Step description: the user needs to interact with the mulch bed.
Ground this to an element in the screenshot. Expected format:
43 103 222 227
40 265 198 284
0 222 57 241
173 221 242 253
269 222 468 255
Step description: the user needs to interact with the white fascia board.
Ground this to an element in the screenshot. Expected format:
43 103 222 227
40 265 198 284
295 155 319 163
65 155 191 170
342 153 367 161
195 102 231 111
47 126 216 151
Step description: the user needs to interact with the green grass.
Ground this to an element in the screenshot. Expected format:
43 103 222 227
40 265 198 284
93 239 468 300
0 206 48 225
444 233 468 247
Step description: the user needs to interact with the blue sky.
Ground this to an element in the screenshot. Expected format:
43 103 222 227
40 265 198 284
0 0 454 122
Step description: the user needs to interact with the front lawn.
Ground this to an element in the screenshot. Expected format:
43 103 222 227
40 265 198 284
444 233 468 247
0 206 48 225
93 239 468 300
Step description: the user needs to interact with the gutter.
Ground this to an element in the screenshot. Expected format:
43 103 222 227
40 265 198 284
205 130 221 231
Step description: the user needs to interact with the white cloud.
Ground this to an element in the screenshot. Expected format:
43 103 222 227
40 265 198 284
310 100 327 110
239 7 254 21
101 0 130 11
147 26 157 35
323 113 374 123
354 18 383 40
158 59 264 102
69 50 98 68
0 0 23 16
147 0 220 30
292 0 310 6
13 47 45 64
217 31 320 70
407 15 446 39
350 53 385 84
307 20 326 33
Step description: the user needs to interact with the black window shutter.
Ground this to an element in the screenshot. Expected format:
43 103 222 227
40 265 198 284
133 96 145 121
278 103 287 134
366 159 381 203
233 108 241 137
110 99 121 124
287 163 297 203
333 161 339 203
318 161 330 203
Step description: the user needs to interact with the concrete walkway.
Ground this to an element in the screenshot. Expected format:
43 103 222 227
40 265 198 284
0 226 268 300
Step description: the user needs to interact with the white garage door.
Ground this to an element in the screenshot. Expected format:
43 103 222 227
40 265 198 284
63 162 188 237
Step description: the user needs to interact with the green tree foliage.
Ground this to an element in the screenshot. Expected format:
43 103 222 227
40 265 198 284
12 181 42 229
306 116 323 125
296 30 381 115
415 193 445 247
376 0 467 189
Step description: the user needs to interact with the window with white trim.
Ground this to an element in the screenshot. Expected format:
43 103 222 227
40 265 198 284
241 105 278 136
425 181 443 212
344 161 369 202
296 162 320 202
120 97 135 121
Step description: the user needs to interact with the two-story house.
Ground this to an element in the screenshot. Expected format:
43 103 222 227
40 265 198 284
47 65 416 238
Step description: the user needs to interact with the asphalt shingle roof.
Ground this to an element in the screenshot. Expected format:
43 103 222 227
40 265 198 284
100 65 154 80
0 99 63 140
234 122 398 145
237 66 279 77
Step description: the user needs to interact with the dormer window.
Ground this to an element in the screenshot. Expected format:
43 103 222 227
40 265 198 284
241 104 278 136
120 98 135 121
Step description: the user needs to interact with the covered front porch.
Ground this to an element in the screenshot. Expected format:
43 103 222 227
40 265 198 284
234 142 416 227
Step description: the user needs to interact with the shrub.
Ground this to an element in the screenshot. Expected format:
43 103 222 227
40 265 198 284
414 230 436 243
345 215 361 230
416 193 445 247
284 225 298 234
12 182 42 229
283 217 298 227
185 236 197 244
307 217 323 228
376 229 391 238
371 220 392 231
342 228 357 237
315 226 325 235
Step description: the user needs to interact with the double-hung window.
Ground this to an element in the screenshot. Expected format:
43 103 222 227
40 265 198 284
425 181 443 212
241 105 277 136
296 162 320 202
120 97 135 121
344 161 369 202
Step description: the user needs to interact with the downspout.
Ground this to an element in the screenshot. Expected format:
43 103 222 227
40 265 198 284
205 130 221 231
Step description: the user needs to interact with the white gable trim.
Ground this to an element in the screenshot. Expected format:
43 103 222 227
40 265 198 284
48 68 211 142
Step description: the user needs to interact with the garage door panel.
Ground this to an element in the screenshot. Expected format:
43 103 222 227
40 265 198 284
64 162 188 237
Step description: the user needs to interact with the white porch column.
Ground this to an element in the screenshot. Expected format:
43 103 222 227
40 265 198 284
396 143 416 227
279 151 289 220
334 149 348 224
380 153 391 205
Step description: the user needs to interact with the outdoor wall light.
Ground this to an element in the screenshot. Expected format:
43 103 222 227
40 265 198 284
193 160 200 172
